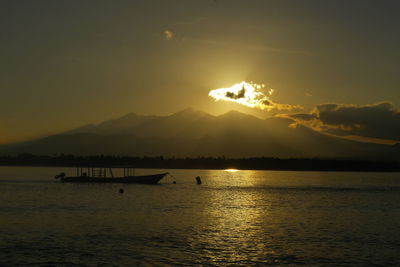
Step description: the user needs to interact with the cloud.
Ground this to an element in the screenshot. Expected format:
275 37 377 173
282 102 400 144
173 17 207 26
164 30 173 40
225 87 245 100
289 113 315 121
199 39 313 56
209 81 303 111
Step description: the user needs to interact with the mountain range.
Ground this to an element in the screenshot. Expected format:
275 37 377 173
1 108 399 159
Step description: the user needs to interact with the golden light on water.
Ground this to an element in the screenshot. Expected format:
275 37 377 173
224 168 240 172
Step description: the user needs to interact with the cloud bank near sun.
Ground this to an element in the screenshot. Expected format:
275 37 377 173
209 81 303 111
281 102 400 144
209 82 400 145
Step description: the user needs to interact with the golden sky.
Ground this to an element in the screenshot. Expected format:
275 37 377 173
1 0 400 144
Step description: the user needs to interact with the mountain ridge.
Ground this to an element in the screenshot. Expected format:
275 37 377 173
0 108 398 159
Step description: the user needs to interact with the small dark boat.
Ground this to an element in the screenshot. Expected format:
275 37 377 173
55 167 168 184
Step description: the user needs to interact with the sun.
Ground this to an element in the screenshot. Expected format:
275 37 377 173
209 81 303 111
208 81 273 110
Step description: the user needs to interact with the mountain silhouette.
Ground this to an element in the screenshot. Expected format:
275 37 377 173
0 108 398 159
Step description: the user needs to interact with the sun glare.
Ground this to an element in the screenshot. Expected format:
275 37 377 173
209 81 273 110
209 81 302 111
224 168 240 172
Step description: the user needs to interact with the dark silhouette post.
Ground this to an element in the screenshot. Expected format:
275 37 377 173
196 176 202 185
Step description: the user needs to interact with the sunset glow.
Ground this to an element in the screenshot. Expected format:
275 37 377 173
209 81 302 111
209 81 272 110
1 2 399 266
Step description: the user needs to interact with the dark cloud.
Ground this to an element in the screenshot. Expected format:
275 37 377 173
225 87 245 100
288 113 316 121
262 99 271 106
284 102 400 142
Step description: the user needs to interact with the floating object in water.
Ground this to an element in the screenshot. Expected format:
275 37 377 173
173 181 177 184
54 172 66 179
55 167 168 184
119 188 124 194
196 176 202 185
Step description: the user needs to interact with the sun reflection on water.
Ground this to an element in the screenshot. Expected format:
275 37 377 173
187 170 273 264
224 168 240 172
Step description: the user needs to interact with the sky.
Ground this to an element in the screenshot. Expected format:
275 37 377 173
1 0 400 144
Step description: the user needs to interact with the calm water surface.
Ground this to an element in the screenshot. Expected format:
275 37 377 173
1 167 400 266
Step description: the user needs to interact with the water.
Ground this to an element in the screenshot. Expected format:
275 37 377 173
1 167 400 266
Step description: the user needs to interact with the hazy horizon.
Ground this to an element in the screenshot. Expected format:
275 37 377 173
1 107 263 144
1 106 399 160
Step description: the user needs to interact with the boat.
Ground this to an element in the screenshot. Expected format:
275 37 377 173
55 167 168 184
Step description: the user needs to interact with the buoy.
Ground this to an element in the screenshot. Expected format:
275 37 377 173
119 188 124 194
196 176 202 185
54 172 66 179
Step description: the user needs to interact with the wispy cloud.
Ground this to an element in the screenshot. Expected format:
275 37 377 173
164 30 174 40
173 17 207 26
199 39 314 56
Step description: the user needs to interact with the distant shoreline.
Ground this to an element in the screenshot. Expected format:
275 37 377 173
1 154 399 172
1 165 400 173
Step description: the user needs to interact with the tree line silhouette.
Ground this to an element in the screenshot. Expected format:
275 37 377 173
0 153 399 172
